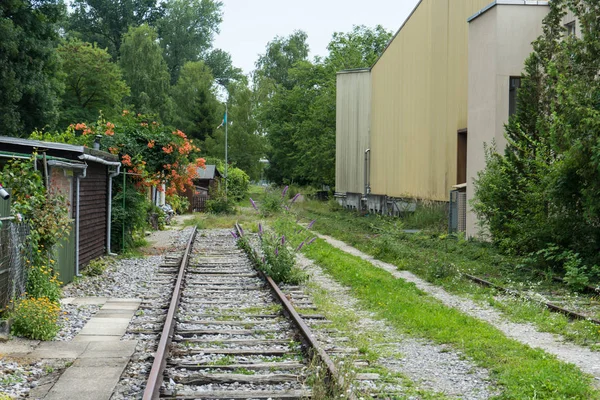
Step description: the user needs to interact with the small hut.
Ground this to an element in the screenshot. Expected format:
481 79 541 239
187 165 222 212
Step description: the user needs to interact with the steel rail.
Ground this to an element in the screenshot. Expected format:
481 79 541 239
143 226 197 400
464 273 600 325
234 223 358 400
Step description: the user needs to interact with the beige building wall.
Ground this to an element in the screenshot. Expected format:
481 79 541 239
466 3 549 237
369 0 490 201
335 69 371 194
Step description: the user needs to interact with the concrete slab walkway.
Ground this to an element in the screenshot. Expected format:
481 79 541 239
1 297 141 400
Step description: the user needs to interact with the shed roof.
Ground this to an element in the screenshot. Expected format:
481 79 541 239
0 136 119 162
196 165 221 180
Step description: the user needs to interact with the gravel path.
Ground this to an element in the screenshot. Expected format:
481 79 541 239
313 232 600 384
295 253 498 399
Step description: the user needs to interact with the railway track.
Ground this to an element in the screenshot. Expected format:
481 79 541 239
464 273 600 325
140 228 345 400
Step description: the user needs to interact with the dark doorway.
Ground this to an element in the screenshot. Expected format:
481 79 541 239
457 128 467 184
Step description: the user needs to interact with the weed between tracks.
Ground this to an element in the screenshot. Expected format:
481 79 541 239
273 216 600 399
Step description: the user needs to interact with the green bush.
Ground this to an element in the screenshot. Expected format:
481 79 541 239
206 186 235 214
472 2 600 285
82 258 111 277
227 167 250 202
166 193 190 214
25 264 62 304
11 297 60 340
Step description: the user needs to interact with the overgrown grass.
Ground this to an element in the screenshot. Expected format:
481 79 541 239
295 201 600 348
273 218 599 399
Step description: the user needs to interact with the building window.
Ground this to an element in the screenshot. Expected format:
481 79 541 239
509 77 521 117
566 21 576 37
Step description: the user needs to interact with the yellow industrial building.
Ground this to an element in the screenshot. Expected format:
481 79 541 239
334 0 575 236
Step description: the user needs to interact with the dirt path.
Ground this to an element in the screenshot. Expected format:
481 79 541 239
312 232 600 385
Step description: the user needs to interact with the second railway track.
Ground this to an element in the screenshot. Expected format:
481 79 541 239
141 228 340 399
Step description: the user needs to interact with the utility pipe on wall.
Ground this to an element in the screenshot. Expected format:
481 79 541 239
75 166 87 277
107 164 121 256
364 148 371 197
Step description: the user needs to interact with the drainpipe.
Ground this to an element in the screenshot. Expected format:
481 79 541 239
77 154 121 256
364 148 371 197
75 166 87 277
107 165 121 256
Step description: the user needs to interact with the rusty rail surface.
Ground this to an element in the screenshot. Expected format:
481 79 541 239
234 223 358 400
143 226 197 400
464 273 600 325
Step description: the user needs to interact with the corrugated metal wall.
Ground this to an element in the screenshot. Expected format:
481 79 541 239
335 70 371 194
369 0 490 201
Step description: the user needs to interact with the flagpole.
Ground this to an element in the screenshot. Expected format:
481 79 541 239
224 101 228 198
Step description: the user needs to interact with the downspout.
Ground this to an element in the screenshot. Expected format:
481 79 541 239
78 154 121 256
364 148 371 197
75 165 88 277
107 165 121 256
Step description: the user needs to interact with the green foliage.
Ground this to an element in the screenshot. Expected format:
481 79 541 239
166 193 190 214
226 167 250 202
204 49 244 86
0 0 64 137
56 39 129 128
158 0 223 83
68 0 162 58
111 179 151 251
278 219 599 399
120 24 173 119
256 187 287 217
206 185 235 214
202 81 265 180
472 0 600 285
25 263 62 303
171 61 220 140
10 296 60 341
254 26 392 186
81 258 110 277
0 155 71 250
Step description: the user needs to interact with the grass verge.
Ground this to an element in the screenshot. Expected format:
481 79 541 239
274 217 600 399
295 201 600 349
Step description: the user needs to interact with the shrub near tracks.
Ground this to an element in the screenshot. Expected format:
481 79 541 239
273 218 600 399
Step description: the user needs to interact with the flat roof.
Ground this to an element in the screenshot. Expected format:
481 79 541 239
0 136 118 162
468 0 549 23
337 68 371 75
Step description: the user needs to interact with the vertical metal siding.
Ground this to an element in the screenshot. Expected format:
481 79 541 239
369 0 490 201
335 70 371 194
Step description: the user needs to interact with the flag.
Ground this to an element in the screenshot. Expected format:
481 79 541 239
216 111 227 129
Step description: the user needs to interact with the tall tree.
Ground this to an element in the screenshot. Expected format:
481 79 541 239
203 80 265 180
158 0 223 82
120 24 172 119
254 26 392 186
0 0 64 137
204 48 244 86
57 39 129 127
68 0 162 58
171 61 219 140
253 30 309 93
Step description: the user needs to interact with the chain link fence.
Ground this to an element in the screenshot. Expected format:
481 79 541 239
0 219 31 310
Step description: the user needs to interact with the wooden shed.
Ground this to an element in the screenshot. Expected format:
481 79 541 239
186 165 222 212
0 137 120 283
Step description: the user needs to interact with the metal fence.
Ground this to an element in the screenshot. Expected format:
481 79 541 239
0 220 31 310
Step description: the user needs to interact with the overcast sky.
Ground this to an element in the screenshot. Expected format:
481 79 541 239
213 0 420 75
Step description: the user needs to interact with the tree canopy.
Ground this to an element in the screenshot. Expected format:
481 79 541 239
57 39 129 128
0 0 64 137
